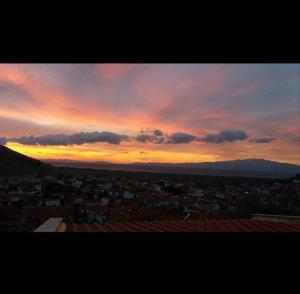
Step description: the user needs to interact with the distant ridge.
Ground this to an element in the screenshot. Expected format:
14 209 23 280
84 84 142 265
131 159 300 174
0 145 53 176
43 158 300 178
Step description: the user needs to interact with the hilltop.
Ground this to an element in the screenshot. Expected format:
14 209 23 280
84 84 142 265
0 145 53 176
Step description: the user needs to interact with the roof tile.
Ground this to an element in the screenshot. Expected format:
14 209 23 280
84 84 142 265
62 219 300 232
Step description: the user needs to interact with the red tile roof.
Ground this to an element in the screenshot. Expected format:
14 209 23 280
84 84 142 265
61 219 300 232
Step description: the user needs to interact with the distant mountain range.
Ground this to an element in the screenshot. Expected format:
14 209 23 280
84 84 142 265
1 145 299 178
0 145 53 176
43 158 300 179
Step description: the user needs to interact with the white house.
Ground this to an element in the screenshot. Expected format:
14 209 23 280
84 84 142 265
189 190 205 198
216 192 226 199
154 185 162 192
71 179 82 189
95 214 108 224
156 201 170 208
209 202 220 212
45 199 61 206
100 197 110 206
122 191 135 199
103 183 113 190
35 184 42 192
10 196 20 203
73 197 84 204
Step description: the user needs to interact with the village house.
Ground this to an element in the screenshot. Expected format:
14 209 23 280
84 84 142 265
0 192 10 208
122 191 135 200
154 193 171 208
215 192 226 199
100 197 110 206
42 194 64 207
74 197 84 205
187 189 205 198
71 179 82 189
10 195 21 204
95 213 108 224
153 184 162 192
44 197 62 207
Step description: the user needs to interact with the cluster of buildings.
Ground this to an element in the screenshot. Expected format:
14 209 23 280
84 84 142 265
0 173 299 231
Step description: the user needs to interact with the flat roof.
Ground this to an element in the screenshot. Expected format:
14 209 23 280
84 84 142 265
34 218 63 232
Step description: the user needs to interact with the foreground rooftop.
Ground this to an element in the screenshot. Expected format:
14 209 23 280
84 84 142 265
35 216 300 232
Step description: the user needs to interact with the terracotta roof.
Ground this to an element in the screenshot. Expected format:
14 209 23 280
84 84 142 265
60 219 300 232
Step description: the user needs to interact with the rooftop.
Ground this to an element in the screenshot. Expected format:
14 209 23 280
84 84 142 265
252 214 300 224
34 216 300 232
34 218 63 232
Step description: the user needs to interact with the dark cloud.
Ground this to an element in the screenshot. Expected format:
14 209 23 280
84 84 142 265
135 134 153 143
166 132 197 144
135 129 165 144
70 132 128 145
154 136 165 144
0 137 7 145
4 128 273 148
250 137 276 143
17 134 70 146
11 131 128 146
153 129 163 136
137 130 248 145
201 130 248 143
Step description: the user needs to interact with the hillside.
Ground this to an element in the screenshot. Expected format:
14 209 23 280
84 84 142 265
0 145 53 176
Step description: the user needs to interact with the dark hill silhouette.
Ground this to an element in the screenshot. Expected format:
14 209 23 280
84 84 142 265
0 145 53 176
132 159 300 174
43 158 300 178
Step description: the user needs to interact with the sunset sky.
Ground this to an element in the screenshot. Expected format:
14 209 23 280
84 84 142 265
0 64 299 164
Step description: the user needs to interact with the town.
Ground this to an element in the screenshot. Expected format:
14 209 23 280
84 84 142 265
0 170 299 231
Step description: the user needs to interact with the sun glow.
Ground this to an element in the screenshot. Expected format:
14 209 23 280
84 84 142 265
6 142 217 164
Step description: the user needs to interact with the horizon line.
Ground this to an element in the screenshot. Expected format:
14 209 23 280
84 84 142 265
40 157 300 166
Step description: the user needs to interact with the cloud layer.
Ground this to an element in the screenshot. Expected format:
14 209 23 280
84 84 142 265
1 129 256 146
9 132 128 146
166 132 197 144
135 129 165 144
250 137 276 143
201 130 248 143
